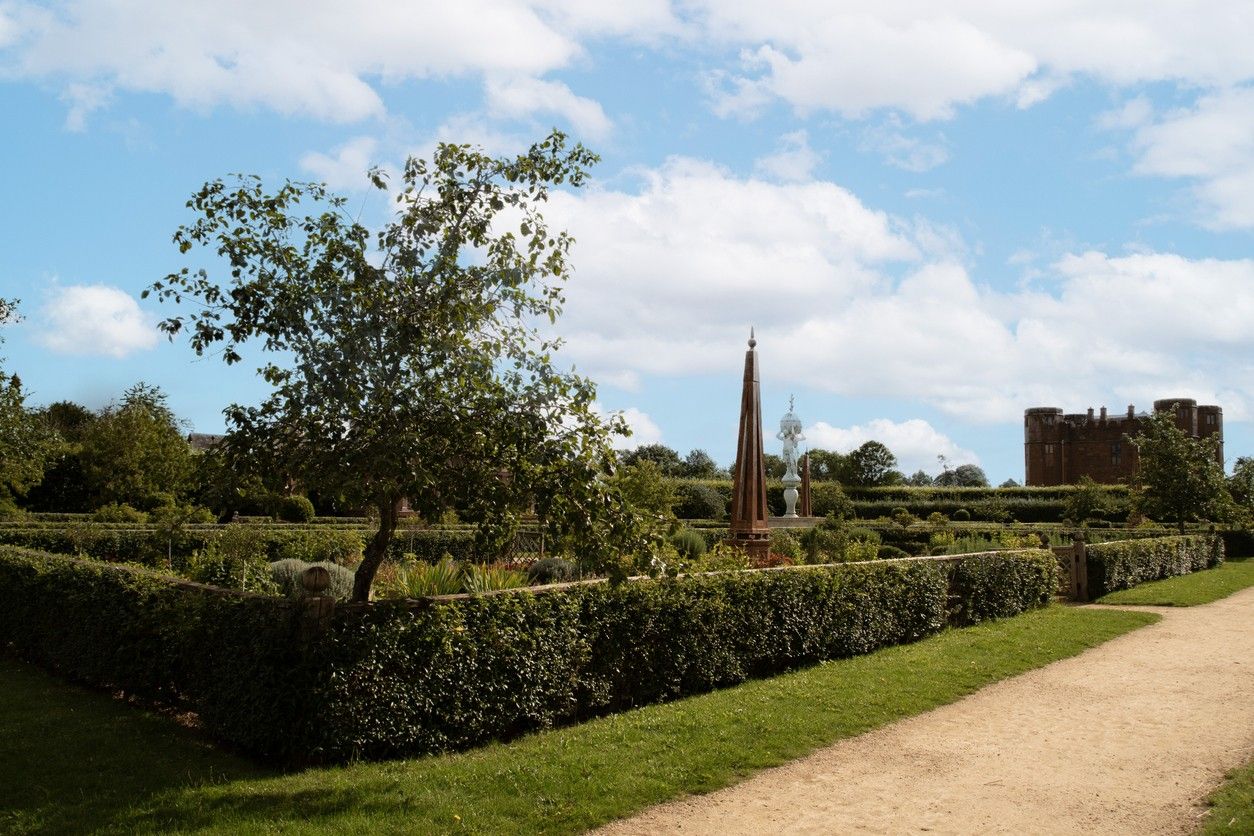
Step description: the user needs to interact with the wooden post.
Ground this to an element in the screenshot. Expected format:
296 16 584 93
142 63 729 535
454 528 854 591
300 565 336 640
1071 531 1088 603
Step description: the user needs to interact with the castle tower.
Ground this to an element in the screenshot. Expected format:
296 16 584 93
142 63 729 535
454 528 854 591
728 330 770 560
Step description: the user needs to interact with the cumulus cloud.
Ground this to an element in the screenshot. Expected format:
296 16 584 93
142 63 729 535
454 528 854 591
538 159 1254 424
753 130 820 182
1122 86 1254 229
299 136 380 191
695 2 1254 120
805 418 979 474
859 120 949 172
37 284 159 358
0 0 588 124
484 76 612 140
593 403 663 449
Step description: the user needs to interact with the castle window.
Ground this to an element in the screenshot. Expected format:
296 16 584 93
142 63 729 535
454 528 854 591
1111 443 1121 465
1206 414 1216 425
1044 443 1055 460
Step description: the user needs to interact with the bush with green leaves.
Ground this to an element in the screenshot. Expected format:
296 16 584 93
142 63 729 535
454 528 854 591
184 525 273 593
769 528 802 562
0 544 1056 763
386 556 464 597
462 564 529 594
953 508 971 521
276 495 316 523
1086 534 1223 596
269 558 355 600
673 482 726 520
526 557 577 585
668 528 707 561
92 503 149 524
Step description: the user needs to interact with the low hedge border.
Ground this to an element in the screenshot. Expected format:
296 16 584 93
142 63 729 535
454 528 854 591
1086 534 1224 597
0 545 1056 763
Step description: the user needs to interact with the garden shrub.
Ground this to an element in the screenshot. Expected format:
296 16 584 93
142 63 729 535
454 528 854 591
269 558 355 600
769 528 802 562
673 483 726 520
272 529 364 566
877 545 909 560
668 528 708 561
92 503 149 524
462 564 528 594
953 508 971 521
387 556 464 597
0 544 1058 764
527 557 577 585
276 495 316 523
1086 534 1223 596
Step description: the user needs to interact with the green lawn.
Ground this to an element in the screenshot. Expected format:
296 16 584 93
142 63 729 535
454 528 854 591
1095 557 1254 607
0 605 1155 835
1202 760 1254 834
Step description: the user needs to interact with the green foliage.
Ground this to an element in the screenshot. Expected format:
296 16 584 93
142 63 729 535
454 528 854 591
271 528 364 566
1086 534 1224 596
1097 557 1254 607
877 545 910 560
953 508 971 521
149 131 642 601
891 507 915 527
269 558 355 600
673 482 726 520
934 463 989 487
92 503 149 524
462 564 529 594
679 449 722 478
0 545 1056 763
948 550 1056 623
185 526 274 592
845 441 898 486
613 459 677 522
1065 476 1111 524
770 528 802 562
387 556 464 597
1130 408 1229 531
668 528 707 561
619 443 684 476
527 557 577 585
0 310 61 512
275 495 315 523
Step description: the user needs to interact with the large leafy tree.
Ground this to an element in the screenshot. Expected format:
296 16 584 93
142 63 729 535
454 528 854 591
0 300 59 513
935 463 989 487
845 440 898 486
1129 407 1228 532
150 132 646 600
79 383 194 510
619 443 684 476
24 401 97 512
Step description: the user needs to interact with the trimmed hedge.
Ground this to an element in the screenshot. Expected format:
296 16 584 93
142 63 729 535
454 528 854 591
1086 535 1224 597
0 545 1056 763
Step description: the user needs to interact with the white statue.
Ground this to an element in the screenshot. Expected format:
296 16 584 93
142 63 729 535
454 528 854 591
777 396 805 517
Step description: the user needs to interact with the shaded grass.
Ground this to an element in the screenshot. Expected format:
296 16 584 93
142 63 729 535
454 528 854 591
1201 759 1254 834
1096 557 1254 607
1 605 1157 835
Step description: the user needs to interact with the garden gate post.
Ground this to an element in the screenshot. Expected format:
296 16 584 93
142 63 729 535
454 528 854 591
299 566 336 641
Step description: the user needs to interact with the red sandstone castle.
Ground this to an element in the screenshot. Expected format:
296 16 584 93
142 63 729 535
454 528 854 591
1024 398 1223 486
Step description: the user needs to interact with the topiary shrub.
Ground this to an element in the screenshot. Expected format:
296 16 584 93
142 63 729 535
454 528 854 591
953 508 971 521
769 529 802 562
92 503 149 524
891 507 915 527
269 558 355 600
877 545 910 560
527 557 577 585
276 495 316 523
669 528 708 561
673 483 727 520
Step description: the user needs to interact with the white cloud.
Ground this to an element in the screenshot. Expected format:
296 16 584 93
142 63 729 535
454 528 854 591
299 136 380 191
1125 86 1254 229
538 159 1254 424
753 130 820 182
484 76 612 140
860 120 949 172
805 418 979 474
594 403 663 449
1 0 589 125
695 3 1254 120
37 284 159 358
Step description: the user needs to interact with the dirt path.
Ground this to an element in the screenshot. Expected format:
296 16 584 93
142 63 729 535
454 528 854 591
598 587 1254 836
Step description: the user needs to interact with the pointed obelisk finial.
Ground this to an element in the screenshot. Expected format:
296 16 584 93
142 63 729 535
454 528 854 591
728 327 770 561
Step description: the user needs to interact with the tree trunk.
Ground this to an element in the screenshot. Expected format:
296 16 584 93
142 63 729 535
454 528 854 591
352 497 398 602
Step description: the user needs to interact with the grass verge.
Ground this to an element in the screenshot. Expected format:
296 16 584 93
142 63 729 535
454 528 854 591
1 605 1156 835
1201 759 1254 834
1095 557 1254 607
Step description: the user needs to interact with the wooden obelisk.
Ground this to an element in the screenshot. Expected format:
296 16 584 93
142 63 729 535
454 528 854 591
728 329 771 560
799 452 813 518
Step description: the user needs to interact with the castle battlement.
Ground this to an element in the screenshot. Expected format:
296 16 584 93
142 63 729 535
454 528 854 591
1024 399 1222 486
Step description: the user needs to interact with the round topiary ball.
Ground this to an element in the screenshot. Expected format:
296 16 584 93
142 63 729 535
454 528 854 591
277 495 316 523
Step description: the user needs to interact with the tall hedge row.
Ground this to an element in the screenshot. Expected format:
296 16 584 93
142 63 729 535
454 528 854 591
0 545 1056 763
1085 535 1224 597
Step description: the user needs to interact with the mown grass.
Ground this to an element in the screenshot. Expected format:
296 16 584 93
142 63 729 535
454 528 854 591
1201 759 1254 834
1095 557 1254 607
0 605 1155 835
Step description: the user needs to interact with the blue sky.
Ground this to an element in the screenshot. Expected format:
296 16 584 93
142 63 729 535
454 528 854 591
2 2 1253 483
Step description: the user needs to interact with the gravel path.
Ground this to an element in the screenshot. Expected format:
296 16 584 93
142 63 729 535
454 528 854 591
597 587 1254 835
